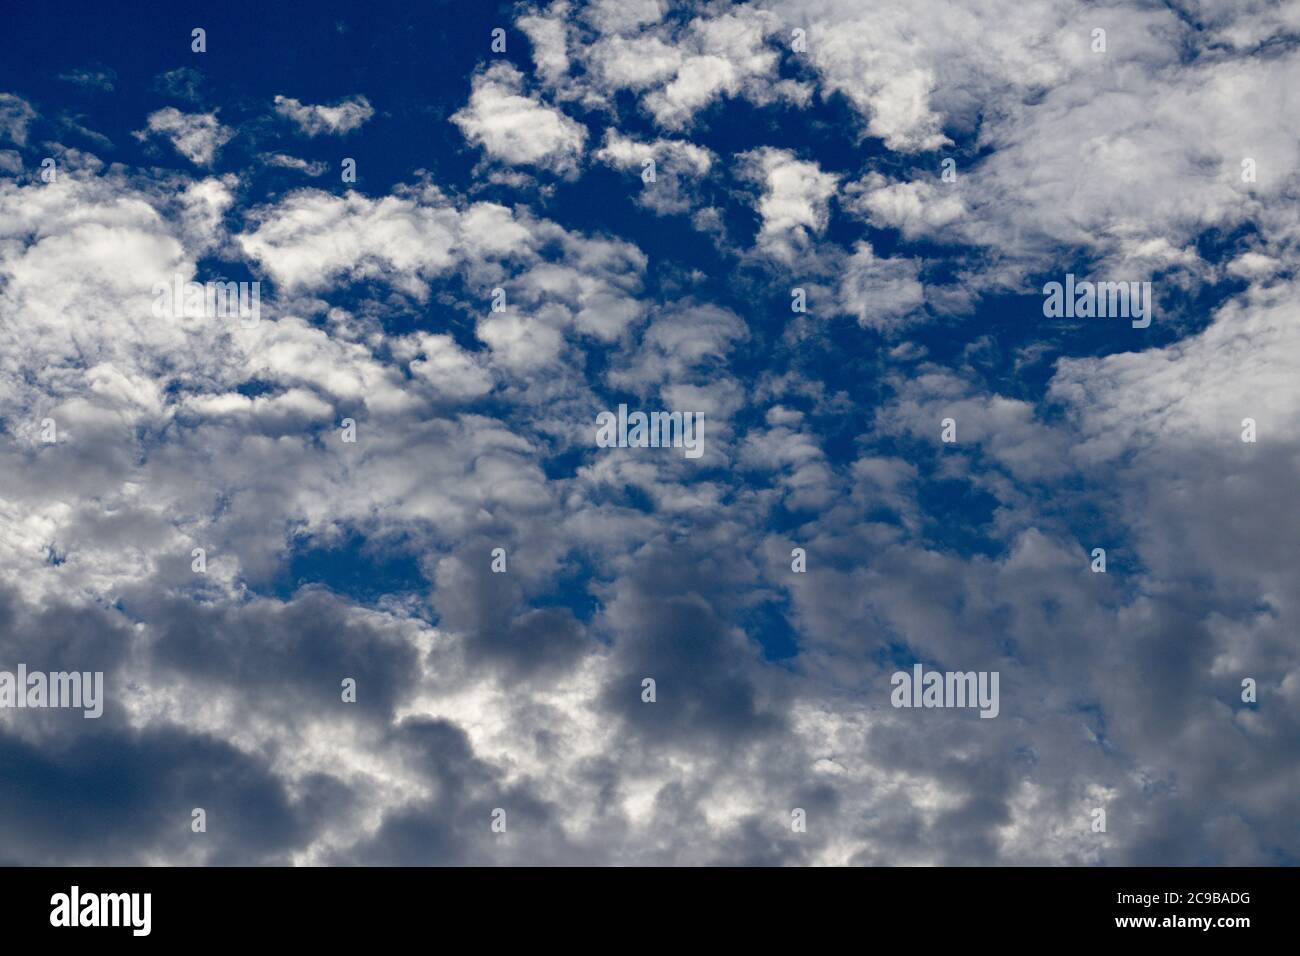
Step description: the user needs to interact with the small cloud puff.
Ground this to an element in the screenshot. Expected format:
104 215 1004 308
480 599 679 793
451 63 587 174
274 94 375 136
137 108 233 166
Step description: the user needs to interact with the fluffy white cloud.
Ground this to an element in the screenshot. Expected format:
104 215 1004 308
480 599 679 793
593 7 790 128
736 147 838 262
846 173 967 239
518 5 573 85
584 0 666 34
236 187 464 296
451 63 587 173
396 332 496 399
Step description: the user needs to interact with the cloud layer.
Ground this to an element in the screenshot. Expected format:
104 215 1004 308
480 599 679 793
0 1 1298 866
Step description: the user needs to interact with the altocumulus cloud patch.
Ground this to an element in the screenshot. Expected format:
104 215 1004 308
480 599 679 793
0 0 1296 871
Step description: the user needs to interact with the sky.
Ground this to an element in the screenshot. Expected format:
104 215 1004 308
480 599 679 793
0 0 1297 865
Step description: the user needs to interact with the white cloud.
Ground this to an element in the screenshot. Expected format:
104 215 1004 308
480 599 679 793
1052 278 1300 464
235 187 464 296
736 147 839 262
502 227 648 342
138 108 233 165
476 312 567 371
399 332 496 399
614 9 783 128
584 0 666 34
518 4 572 85
265 153 328 176
451 63 587 173
837 242 926 331
587 34 684 90
846 173 967 239
273 94 374 136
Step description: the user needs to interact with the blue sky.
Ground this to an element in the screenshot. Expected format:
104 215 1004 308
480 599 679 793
0 0 1297 865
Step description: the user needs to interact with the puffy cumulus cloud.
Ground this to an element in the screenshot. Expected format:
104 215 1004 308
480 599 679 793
583 0 667 35
0 173 311 600
235 187 465 297
641 17 771 129
702 3 1087 150
873 366 1076 485
232 184 655 416
790 2 961 152
238 188 527 293
586 32 686 92
0 166 562 608
451 63 588 173
1046 278 1300 633
0 582 430 865
761 389 1299 868
760 254 1300 864
273 94 375 136
234 182 651 377
735 147 838 262
137 108 234 166
515 1 810 128
476 311 567 372
517 3 574 86
592 5 801 127
1045 295 1300 866
739 421 837 511
762 0 1176 155
394 332 495 400
845 173 968 240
